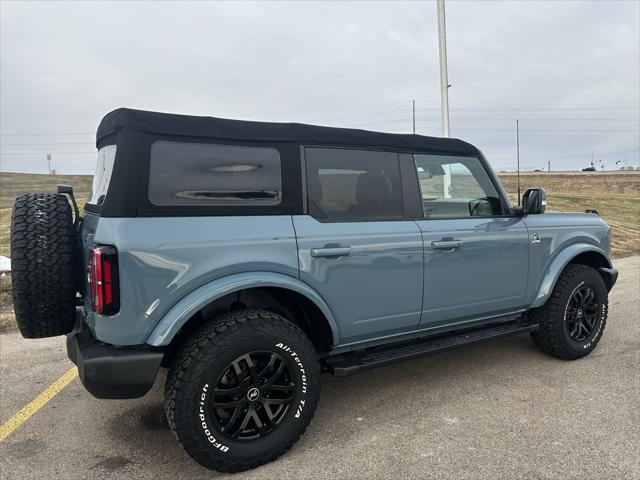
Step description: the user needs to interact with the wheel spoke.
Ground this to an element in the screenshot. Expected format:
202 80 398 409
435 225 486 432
229 407 255 437
583 314 597 329
264 360 286 388
213 384 245 395
260 401 279 422
579 321 591 339
212 398 247 409
583 288 594 306
569 321 580 337
257 353 278 381
221 407 242 432
574 289 584 307
265 382 295 393
262 395 293 405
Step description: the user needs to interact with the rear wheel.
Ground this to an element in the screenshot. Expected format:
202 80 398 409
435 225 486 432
165 310 320 472
10 193 78 338
530 264 608 360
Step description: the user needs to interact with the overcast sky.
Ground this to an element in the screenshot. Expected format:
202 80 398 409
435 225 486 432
1 0 638 174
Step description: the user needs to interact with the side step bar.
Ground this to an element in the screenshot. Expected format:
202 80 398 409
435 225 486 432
325 319 537 376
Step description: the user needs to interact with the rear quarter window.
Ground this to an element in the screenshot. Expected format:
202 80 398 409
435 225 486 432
148 141 282 206
88 145 117 205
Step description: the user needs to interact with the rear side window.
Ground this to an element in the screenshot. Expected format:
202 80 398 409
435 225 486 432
305 147 403 220
149 141 282 206
89 145 117 205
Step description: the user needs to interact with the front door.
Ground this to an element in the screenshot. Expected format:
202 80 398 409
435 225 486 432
293 147 424 345
412 154 530 328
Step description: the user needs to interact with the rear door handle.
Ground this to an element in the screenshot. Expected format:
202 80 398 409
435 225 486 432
310 247 352 258
431 240 463 250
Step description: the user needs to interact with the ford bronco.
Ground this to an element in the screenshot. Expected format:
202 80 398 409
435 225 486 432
11 108 617 472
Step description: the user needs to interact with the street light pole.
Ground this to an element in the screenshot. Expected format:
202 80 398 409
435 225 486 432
412 99 416 134
437 0 452 198
437 0 450 138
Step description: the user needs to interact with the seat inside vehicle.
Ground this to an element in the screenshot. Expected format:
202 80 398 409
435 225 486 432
348 172 397 217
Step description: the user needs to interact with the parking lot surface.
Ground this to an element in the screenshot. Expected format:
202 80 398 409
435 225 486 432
1 256 638 480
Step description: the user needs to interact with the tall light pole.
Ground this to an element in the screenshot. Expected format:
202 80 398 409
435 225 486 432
412 99 416 134
437 0 452 197
437 0 450 138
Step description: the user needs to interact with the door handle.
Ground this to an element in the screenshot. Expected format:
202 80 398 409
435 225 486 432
310 246 352 258
431 240 463 250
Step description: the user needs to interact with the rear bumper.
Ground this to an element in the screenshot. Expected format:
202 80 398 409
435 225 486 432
66 310 163 399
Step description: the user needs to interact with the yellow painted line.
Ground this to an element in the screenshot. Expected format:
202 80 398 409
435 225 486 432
0 366 78 442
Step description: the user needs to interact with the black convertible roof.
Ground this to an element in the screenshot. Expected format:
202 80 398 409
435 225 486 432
97 108 480 155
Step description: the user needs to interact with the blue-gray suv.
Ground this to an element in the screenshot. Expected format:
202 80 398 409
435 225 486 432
10 108 618 472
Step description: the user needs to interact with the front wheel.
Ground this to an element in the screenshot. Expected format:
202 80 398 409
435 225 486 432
165 310 320 472
530 264 608 360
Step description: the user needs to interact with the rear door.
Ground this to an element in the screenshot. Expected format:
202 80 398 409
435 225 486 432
293 147 423 345
411 153 530 328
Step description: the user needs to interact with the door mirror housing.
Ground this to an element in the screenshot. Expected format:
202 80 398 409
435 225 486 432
522 188 547 215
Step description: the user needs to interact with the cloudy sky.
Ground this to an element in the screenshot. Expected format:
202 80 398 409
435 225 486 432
1 0 638 174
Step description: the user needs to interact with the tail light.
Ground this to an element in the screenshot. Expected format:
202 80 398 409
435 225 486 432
88 246 119 315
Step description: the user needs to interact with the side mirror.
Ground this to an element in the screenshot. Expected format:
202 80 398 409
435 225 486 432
522 188 547 215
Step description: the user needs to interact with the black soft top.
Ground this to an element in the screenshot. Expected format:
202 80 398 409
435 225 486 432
97 107 479 155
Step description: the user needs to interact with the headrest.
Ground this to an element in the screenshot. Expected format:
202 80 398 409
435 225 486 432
355 172 392 204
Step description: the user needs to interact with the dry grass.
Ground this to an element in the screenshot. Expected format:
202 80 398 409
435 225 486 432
498 173 640 258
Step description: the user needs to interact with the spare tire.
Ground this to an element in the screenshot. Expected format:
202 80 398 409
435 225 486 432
11 193 78 338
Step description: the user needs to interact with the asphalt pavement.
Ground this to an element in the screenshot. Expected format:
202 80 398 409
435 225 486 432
1 256 638 480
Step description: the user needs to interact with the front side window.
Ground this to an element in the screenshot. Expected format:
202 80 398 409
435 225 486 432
414 154 503 218
305 147 403 220
149 141 282 206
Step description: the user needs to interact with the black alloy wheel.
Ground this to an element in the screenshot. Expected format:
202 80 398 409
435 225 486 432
565 285 599 342
211 351 295 441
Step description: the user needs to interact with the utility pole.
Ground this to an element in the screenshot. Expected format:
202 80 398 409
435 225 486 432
516 119 520 205
437 0 452 197
412 100 416 134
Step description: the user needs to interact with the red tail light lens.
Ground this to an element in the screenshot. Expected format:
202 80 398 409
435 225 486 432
88 246 119 315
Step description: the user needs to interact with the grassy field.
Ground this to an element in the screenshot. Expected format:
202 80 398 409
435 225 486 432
0 170 638 333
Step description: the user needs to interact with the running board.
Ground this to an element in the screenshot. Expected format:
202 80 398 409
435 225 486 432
325 319 536 376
